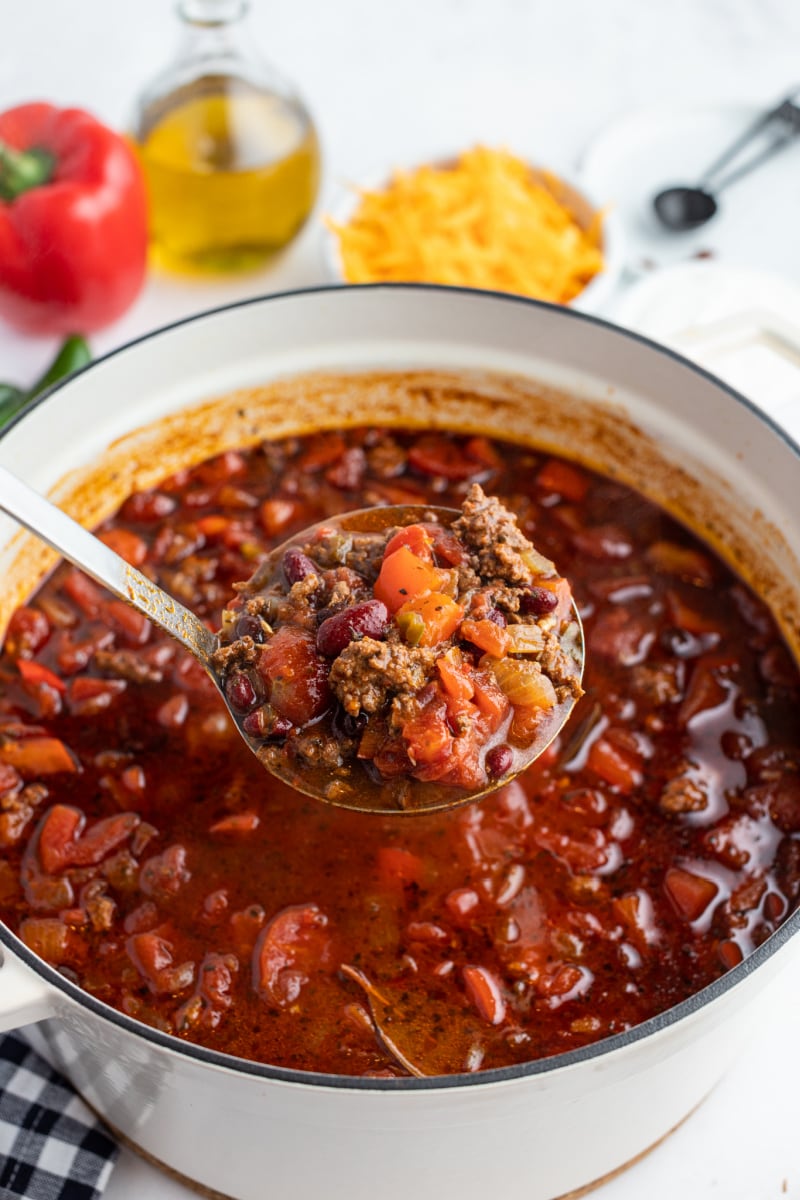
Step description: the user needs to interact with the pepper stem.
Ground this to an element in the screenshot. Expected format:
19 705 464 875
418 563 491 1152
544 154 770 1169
0 141 55 201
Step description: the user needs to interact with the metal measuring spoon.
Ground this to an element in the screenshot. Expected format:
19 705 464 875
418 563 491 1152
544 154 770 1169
653 93 800 232
0 469 583 815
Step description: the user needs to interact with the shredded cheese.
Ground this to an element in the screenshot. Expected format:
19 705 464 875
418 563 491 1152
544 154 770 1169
328 146 605 304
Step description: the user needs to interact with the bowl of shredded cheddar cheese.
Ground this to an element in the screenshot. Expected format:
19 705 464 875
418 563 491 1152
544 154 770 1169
323 146 623 312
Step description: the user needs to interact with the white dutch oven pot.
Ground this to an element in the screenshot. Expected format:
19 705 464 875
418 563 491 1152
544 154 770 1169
0 285 798 1200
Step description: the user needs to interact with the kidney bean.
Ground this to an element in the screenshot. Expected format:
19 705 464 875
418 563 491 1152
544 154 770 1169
282 548 318 585
259 628 331 725
234 613 267 643
330 704 367 740
5 606 51 657
120 491 176 522
326 446 366 490
225 673 259 713
316 600 389 658
242 709 293 739
486 607 507 628
519 587 558 616
485 744 513 777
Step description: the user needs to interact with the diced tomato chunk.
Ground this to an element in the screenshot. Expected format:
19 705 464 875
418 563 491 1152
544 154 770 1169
62 571 103 617
408 435 482 480
37 805 138 873
414 731 484 789
4 606 50 657
371 735 413 779
613 889 659 950
470 670 511 731
589 607 654 665
17 659 66 693
461 618 510 657
666 588 725 636
195 514 231 539
253 903 330 1006
68 677 126 716
587 737 643 794
664 867 719 922
537 458 589 502
0 763 21 796
127 931 195 995
463 965 506 1025
196 449 247 483
717 939 744 970
645 541 715 586
216 484 258 510
428 525 467 566
377 846 424 889
37 805 83 873
98 528 148 567
402 704 452 766
69 813 140 867
210 812 260 834
260 497 300 537
509 704 546 745
296 434 347 472
678 664 728 726
20 917 86 965
395 591 463 646
140 845 191 899
54 628 114 675
175 951 239 1032
384 523 435 562
374 546 444 614
105 600 151 645
0 737 78 778
436 650 475 700
465 436 502 470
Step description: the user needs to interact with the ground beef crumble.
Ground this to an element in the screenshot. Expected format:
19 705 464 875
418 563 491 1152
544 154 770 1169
329 637 436 716
453 483 553 586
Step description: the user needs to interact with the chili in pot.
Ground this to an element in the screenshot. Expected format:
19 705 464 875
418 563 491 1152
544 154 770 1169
0 425 797 1077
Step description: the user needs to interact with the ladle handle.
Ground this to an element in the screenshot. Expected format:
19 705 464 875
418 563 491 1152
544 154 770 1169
0 464 218 663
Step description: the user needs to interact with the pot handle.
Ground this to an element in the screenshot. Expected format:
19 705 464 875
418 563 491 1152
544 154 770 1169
668 309 800 442
0 943 58 1031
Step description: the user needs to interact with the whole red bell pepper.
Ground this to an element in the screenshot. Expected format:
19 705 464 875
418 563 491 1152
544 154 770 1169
0 102 148 335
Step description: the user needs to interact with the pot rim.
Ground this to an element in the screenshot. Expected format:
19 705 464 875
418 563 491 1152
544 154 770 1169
1 280 799 1092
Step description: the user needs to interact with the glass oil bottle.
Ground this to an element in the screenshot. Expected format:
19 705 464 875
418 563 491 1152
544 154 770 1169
131 0 320 273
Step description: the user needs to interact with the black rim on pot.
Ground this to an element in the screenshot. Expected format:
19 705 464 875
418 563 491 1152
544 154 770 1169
1 282 799 1091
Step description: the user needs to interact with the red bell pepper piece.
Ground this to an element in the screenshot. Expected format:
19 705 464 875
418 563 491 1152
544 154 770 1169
0 103 148 335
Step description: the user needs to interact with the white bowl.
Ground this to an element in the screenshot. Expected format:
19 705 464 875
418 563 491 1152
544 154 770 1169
321 155 625 315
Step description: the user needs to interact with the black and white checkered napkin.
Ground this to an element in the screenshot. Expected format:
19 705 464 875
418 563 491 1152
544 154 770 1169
0 1033 118 1199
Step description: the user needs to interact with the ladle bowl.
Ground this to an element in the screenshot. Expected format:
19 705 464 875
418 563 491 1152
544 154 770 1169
0 468 584 815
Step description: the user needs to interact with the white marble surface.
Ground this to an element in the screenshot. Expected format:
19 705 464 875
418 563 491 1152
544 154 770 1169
3 2 800 1197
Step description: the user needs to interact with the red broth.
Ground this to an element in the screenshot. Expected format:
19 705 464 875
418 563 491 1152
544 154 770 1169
0 427 798 1077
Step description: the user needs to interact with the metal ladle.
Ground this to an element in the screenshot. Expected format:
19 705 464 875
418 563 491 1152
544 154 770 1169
653 93 800 232
0 467 584 815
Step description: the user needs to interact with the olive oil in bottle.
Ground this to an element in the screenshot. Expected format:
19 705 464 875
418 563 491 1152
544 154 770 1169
132 0 320 273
